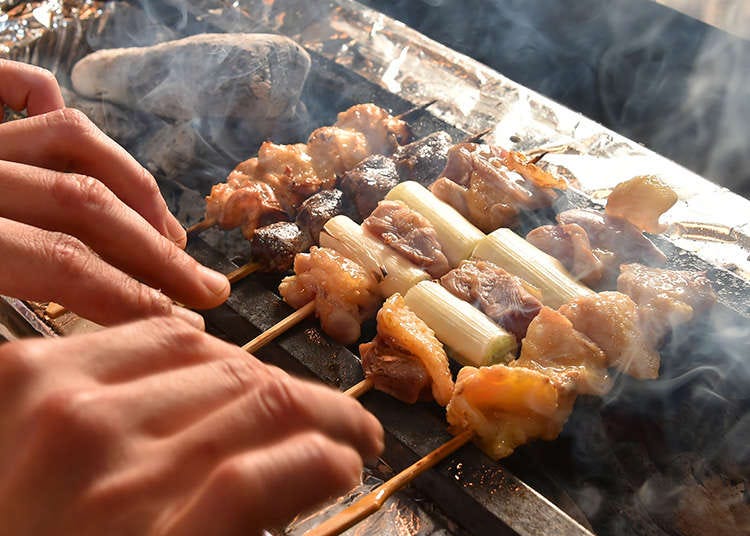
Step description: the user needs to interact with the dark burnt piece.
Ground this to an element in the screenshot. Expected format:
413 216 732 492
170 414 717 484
360 338 432 404
340 154 399 220
394 131 453 186
295 189 345 243
250 221 312 272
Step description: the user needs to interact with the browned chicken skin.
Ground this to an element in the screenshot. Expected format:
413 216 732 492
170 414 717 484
605 175 678 234
360 294 454 406
362 200 450 278
526 223 604 287
278 247 380 345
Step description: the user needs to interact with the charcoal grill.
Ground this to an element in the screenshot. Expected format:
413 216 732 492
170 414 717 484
2 1 749 535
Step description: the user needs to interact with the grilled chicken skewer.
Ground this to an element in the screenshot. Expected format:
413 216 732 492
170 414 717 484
187 101 434 237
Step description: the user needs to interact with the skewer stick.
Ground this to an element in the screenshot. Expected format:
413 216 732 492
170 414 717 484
226 262 261 284
344 378 374 398
186 218 216 236
304 430 474 536
394 99 438 120
463 127 493 143
242 301 316 353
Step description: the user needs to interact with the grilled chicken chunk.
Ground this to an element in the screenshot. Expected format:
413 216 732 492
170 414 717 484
526 223 604 287
618 263 716 344
558 208 667 266
605 175 677 233
394 131 453 186
432 143 556 232
205 180 286 238
440 260 542 341
360 294 454 405
447 365 574 460
340 155 400 220
516 306 611 396
250 222 312 272
279 247 380 345
363 200 450 278
306 126 371 181
559 291 661 379
334 103 412 154
295 189 346 243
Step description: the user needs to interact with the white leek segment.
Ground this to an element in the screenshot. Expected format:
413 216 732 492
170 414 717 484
404 281 517 367
472 228 594 308
386 181 484 266
320 215 429 297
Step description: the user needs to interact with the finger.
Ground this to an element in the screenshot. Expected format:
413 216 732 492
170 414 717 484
0 108 186 245
0 60 65 116
173 376 384 465
0 161 229 308
0 219 204 327
161 433 363 536
114 356 288 437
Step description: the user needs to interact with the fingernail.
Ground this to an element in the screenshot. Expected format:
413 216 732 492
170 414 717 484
165 215 187 247
197 265 230 297
172 305 205 330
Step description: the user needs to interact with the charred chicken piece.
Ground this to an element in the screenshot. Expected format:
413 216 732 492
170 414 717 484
250 222 312 272
439 260 542 341
526 223 604 287
295 189 345 243
340 155 400 220
394 131 453 186
360 294 454 406
557 208 667 282
605 175 678 233
431 143 557 232
447 364 574 460
559 291 661 380
205 180 286 239
279 247 380 345
515 306 611 396
362 200 450 278
617 263 716 345
334 103 412 154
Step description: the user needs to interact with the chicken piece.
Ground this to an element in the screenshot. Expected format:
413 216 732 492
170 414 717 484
340 155 400 220
605 175 677 233
205 181 286 238
433 143 556 232
558 208 667 267
334 103 412 155
255 142 334 212
559 291 661 379
526 223 604 287
360 340 432 404
363 200 450 278
294 189 345 243
360 294 454 405
250 222 312 272
394 131 453 186
618 263 716 344
306 125 371 181
278 247 380 345
440 260 542 341
499 149 568 190
515 307 611 396
447 365 574 460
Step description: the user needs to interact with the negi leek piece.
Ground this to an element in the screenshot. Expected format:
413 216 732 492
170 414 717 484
385 181 485 266
320 215 429 297
404 281 517 367
472 228 594 308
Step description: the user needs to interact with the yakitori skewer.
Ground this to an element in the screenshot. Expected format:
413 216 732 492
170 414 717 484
187 100 437 236
303 430 474 536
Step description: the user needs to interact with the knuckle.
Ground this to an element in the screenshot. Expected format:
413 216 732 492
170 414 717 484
130 282 171 317
214 457 252 493
45 107 94 137
32 389 118 450
0 340 40 389
213 358 255 398
51 173 111 212
257 377 308 423
46 233 92 280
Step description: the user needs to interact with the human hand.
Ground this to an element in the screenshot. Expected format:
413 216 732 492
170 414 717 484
0 60 230 326
0 316 383 535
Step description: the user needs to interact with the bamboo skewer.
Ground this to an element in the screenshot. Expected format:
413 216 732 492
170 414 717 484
186 218 216 236
226 262 261 284
394 99 438 120
242 301 316 353
344 378 374 398
304 430 475 536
